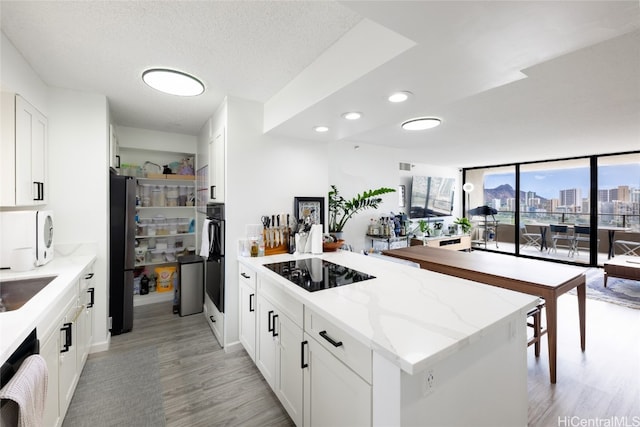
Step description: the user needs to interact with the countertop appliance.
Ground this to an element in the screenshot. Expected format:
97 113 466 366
178 255 204 316
0 210 54 269
205 203 225 313
264 258 375 292
109 172 136 335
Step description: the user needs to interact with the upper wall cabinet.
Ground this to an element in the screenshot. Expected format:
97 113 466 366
109 124 120 170
1 93 48 206
208 126 225 203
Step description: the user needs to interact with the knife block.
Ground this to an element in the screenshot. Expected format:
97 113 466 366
263 229 288 256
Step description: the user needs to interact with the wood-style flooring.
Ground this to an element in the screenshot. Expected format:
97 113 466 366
95 292 639 426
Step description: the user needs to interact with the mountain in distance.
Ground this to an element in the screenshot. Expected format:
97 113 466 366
483 184 549 203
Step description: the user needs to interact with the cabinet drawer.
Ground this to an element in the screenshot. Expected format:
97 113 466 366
304 308 372 383
239 263 256 290
258 276 303 328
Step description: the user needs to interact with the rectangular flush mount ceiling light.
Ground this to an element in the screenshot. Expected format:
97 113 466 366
142 68 205 96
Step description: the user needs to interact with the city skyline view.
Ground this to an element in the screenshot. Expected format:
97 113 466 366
484 164 639 200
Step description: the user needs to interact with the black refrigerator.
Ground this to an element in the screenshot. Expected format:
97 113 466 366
109 172 136 335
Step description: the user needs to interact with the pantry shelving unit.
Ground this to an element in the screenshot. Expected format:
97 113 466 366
119 147 197 307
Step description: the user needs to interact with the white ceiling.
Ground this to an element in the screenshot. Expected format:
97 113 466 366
1 1 639 168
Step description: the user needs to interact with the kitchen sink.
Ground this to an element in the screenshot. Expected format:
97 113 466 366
0 275 58 312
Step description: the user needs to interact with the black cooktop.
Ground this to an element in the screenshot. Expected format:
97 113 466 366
264 258 376 292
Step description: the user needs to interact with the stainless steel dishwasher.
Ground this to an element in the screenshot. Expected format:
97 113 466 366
178 255 204 316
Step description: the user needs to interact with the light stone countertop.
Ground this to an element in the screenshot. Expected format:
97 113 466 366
0 254 96 363
239 250 539 375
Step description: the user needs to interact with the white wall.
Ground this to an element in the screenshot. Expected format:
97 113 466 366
116 125 197 154
328 141 460 252
47 87 110 352
0 32 48 114
209 96 328 346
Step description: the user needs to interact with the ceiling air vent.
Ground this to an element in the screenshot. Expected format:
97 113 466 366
399 162 412 171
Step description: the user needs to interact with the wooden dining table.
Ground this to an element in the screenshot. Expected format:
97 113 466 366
382 245 587 383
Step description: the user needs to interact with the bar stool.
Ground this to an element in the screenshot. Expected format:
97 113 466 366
527 299 546 357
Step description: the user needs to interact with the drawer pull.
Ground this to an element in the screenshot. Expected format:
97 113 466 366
249 293 255 312
301 340 308 369
319 330 343 348
209 315 216 323
61 322 72 353
272 314 279 337
240 272 251 279
84 273 95 280
267 310 274 333
87 287 95 308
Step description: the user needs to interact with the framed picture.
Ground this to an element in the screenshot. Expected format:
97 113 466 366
294 197 325 231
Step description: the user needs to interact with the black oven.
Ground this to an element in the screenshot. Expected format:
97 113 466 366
205 203 224 313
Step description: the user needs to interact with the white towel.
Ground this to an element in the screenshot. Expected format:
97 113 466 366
0 354 48 427
200 219 211 257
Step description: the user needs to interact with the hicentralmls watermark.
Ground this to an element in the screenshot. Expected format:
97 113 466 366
558 416 640 427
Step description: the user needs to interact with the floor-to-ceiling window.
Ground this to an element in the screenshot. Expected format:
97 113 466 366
463 151 639 266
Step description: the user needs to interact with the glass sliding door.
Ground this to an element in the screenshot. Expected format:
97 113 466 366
597 153 640 263
464 166 515 254
519 158 591 263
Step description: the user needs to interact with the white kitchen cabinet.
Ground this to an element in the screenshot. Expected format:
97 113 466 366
255 276 304 426
40 325 60 427
303 308 372 427
303 333 372 427
208 126 225 202
57 288 81 419
0 92 48 206
77 263 95 369
238 264 257 361
109 124 120 170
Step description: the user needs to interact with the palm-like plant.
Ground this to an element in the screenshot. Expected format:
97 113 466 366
328 185 396 233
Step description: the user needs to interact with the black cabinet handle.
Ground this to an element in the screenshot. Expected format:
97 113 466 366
210 185 216 199
84 273 94 280
209 315 216 323
87 287 95 308
267 310 274 333
115 155 121 168
33 182 44 201
272 314 279 337
61 322 72 353
241 272 251 279
301 341 308 369
249 293 254 312
319 330 343 348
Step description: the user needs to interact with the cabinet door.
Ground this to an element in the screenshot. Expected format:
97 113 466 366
15 95 47 206
255 295 278 389
276 313 303 426
109 124 120 169
58 301 80 418
208 127 225 202
238 279 256 361
41 328 61 427
303 333 372 427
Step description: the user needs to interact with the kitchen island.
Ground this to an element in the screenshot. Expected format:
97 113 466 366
238 250 539 426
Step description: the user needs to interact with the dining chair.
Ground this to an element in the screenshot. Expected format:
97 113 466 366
548 224 573 256
614 239 640 257
520 224 541 250
572 225 599 257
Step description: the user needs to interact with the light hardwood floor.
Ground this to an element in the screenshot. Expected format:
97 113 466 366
98 292 639 426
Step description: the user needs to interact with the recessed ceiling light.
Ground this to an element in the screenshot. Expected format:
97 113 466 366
142 68 205 96
401 117 442 130
388 91 412 103
314 126 329 133
342 112 362 120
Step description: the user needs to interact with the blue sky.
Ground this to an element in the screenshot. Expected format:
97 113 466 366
484 164 639 199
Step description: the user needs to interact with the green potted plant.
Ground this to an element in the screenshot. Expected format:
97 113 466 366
328 185 396 235
454 217 472 234
418 219 431 237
